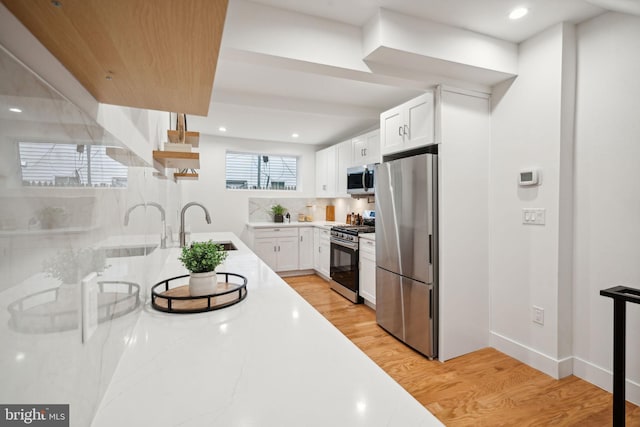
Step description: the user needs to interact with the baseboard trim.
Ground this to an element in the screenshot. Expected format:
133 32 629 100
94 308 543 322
573 356 640 406
490 331 573 379
277 269 316 278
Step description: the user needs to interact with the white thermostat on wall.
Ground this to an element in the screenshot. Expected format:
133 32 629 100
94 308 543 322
519 169 539 186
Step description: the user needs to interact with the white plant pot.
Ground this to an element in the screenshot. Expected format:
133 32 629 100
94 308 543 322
189 271 218 297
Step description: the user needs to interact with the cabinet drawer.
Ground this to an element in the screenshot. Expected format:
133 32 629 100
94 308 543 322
254 227 298 239
360 238 375 256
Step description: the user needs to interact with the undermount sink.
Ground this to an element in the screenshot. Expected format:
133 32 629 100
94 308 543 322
212 241 237 251
102 244 158 258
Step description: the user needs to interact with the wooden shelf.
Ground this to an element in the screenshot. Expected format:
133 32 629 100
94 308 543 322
153 151 200 170
2 1 229 115
167 130 199 147
174 172 199 180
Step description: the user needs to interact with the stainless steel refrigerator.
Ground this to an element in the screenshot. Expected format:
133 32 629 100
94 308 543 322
375 153 438 358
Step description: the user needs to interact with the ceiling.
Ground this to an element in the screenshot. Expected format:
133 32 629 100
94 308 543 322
191 0 631 146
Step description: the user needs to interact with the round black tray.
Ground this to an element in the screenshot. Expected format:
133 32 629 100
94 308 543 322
151 272 247 314
8 280 140 334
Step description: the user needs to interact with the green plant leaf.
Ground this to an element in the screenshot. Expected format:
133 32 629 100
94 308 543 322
178 240 228 273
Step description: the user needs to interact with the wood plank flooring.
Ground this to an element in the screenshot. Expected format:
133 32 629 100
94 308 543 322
284 274 640 426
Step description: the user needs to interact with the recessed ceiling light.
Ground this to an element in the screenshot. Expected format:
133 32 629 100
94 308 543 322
509 7 528 20
9 107 22 113
292 133 299 138
218 126 227 132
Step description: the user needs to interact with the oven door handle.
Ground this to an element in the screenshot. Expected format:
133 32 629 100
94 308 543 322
330 238 359 251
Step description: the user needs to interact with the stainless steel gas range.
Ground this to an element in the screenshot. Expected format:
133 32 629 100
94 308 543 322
329 224 375 303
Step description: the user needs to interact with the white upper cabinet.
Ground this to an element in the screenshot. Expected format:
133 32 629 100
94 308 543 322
315 145 336 197
351 129 380 166
380 91 435 156
335 140 352 197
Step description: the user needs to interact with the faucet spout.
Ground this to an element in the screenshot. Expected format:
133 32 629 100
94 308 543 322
180 202 212 247
123 202 167 249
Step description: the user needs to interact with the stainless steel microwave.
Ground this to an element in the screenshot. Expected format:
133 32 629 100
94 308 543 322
347 164 375 196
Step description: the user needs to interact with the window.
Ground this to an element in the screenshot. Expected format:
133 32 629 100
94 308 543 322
226 152 298 191
19 142 128 188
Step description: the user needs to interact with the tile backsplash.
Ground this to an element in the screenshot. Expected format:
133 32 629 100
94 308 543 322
249 197 374 223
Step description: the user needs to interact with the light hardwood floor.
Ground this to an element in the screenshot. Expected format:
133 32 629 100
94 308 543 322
284 274 640 426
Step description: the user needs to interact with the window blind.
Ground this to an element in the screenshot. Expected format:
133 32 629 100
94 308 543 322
226 152 297 190
19 142 128 187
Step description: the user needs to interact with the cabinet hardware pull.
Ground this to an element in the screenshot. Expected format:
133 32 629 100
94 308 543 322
274 246 276 252
404 124 409 138
274 228 280 231
398 126 403 137
300 236 303 242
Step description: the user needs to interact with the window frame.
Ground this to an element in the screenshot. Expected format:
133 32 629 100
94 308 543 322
225 150 300 192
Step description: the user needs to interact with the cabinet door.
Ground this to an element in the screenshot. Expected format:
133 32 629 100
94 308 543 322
319 241 330 278
380 105 404 155
315 148 328 196
336 140 351 197
276 236 299 272
362 129 380 164
313 228 321 271
254 238 277 271
298 228 314 269
351 135 366 166
359 239 376 304
404 92 435 151
315 228 331 278
315 146 337 197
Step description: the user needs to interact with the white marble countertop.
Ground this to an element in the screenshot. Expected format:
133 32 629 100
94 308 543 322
247 221 345 230
91 232 442 427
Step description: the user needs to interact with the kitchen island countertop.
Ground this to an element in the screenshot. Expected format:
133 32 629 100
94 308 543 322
91 232 442 427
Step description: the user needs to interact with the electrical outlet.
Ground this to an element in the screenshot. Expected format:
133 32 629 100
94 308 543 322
81 272 99 343
533 306 544 325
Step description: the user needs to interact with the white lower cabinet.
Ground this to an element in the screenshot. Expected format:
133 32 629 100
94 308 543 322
359 237 376 305
253 228 299 272
249 225 332 276
314 227 331 278
298 227 314 269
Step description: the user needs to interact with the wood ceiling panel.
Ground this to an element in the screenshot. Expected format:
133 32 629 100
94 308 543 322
1 0 228 116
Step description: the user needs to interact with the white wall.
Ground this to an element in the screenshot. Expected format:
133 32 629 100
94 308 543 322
489 23 575 378
182 135 318 240
573 11 640 403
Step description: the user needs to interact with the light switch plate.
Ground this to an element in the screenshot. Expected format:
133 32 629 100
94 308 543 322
522 208 545 225
81 272 99 343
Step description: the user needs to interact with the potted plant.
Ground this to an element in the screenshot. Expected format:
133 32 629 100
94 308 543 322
43 248 108 300
271 204 286 223
179 240 228 296
36 206 69 229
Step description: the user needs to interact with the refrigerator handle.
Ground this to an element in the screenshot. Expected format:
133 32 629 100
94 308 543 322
428 234 433 264
429 288 433 319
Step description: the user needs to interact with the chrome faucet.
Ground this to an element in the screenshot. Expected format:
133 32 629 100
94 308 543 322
180 202 212 247
124 202 167 249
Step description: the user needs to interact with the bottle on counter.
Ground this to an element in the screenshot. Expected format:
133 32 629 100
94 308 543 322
285 213 291 223
351 212 355 225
